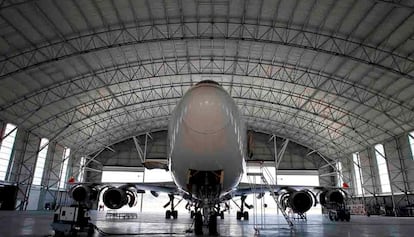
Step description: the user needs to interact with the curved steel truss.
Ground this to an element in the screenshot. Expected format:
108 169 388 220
0 0 413 160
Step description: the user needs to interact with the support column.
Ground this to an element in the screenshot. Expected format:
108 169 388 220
45 143 65 189
68 154 81 183
0 121 5 141
271 135 278 215
395 137 411 206
272 135 277 185
339 155 353 191
367 148 379 209
38 142 63 209
381 136 412 215
383 150 397 217
358 156 367 211
8 129 41 210
359 149 376 196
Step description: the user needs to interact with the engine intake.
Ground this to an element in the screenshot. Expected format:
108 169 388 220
319 189 345 206
69 185 98 203
102 186 139 209
280 190 314 214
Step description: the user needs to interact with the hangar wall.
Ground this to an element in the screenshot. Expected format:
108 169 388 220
345 132 414 216
358 149 379 196
0 123 73 210
9 129 41 210
383 135 413 194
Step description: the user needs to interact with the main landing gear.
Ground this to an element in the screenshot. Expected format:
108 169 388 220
164 194 181 219
233 195 251 220
328 205 351 222
188 202 227 235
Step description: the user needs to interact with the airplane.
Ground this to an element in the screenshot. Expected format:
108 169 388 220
68 80 348 235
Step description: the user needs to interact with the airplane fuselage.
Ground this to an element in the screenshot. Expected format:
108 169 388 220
168 81 246 202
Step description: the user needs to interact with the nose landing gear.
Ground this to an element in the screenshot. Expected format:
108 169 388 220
193 210 219 236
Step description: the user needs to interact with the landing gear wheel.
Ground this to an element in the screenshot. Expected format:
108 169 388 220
190 210 195 219
236 211 242 220
243 211 249 221
87 224 95 236
345 213 351 222
69 229 77 236
208 214 218 236
220 211 224 219
194 212 203 235
172 210 178 219
165 210 171 219
329 212 334 221
339 210 345 221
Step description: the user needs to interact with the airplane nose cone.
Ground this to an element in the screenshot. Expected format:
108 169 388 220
183 85 230 134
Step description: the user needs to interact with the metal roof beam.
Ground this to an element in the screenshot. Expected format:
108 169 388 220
1 22 412 81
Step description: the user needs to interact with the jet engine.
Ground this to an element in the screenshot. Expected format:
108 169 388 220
319 189 345 206
102 186 140 209
69 184 98 203
280 190 314 214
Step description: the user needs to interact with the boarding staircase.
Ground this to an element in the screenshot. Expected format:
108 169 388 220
246 165 294 228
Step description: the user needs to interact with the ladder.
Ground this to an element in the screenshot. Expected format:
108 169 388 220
247 171 294 228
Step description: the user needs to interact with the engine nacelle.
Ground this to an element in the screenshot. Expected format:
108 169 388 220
280 190 314 214
319 189 345 206
102 186 139 209
69 185 98 203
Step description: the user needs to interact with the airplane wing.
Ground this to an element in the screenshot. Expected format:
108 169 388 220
233 182 348 214
69 181 185 209
133 182 179 195
234 182 331 196
70 181 179 195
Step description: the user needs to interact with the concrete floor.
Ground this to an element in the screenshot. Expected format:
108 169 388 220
1 210 414 237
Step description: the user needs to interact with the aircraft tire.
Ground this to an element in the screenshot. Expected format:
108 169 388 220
220 211 224 219
69 229 77 236
243 211 249 221
194 212 203 235
172 210 178 219
208 214 218 236
339 210 345 221
236 211 242 220
345 213 351 222
329 212 334 221
190 210 195 219
87 224 95 236
165 210 171 219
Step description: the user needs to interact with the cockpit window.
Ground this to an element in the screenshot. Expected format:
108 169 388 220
195 80 220 86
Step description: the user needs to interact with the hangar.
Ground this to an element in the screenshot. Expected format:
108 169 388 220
0 0 413 236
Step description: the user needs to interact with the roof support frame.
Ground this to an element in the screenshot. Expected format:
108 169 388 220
4 57 411 134
1 21 413 81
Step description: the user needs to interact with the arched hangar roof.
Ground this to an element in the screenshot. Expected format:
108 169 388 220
0 0 413 159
